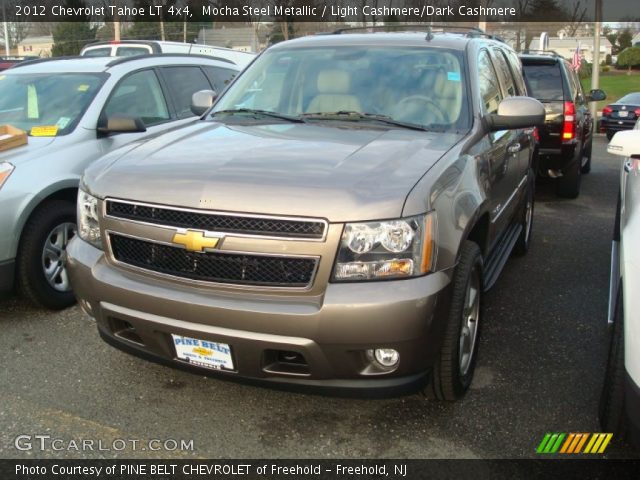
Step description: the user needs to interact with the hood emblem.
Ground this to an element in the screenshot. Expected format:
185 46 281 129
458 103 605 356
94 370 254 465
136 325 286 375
172 230 223 252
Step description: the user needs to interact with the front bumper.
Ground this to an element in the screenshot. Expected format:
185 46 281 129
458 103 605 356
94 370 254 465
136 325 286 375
67 238 453 396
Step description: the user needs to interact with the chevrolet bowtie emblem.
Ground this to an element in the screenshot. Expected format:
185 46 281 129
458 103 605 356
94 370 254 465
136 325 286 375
172 230 222 252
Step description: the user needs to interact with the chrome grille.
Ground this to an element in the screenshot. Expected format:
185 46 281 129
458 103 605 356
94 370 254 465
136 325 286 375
109 234 317 288
106 200 326 239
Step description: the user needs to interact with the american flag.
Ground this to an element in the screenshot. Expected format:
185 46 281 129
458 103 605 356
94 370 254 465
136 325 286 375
571 43 582 72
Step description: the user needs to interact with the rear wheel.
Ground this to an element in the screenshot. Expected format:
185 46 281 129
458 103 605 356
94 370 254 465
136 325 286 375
556 157 581 199
606 130 615 141
16 200 77 310
428 241 483 401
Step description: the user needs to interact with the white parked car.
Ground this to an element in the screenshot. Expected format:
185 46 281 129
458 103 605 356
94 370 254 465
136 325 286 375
81 40 256 69
601 121 640 448
0 55 239 309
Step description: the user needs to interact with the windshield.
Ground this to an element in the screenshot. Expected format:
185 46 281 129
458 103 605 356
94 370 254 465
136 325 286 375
0 72 106 136
212 46 469 131
618 93 640 105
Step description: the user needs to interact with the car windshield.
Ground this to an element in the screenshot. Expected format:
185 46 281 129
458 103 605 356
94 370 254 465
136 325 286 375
212 46 469 131
618 93 640 105
0 72 106 136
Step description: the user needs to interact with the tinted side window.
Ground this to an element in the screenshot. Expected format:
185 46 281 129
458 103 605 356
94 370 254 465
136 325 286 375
83 47 112 57
162 66 212 119
104 69 170 126
478 50 503 115
506 50 527 95
203 66 238 92
115 46 151 57
522 62 564 100
492 48 516 97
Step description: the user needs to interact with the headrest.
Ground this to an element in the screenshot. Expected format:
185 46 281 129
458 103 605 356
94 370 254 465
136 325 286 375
317 70 351 94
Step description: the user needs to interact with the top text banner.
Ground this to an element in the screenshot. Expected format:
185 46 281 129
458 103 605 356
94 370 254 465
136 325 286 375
5 0 637 23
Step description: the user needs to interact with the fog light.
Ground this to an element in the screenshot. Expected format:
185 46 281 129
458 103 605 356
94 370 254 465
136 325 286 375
367 348 400 368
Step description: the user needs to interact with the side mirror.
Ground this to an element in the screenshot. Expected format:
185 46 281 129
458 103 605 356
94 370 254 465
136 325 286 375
607 130 640 158
97 115 146 135
191 90 218 116
485 97 545 131
587 89 606 102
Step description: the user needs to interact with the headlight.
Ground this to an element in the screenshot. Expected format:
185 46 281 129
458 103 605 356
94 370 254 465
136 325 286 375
0 162 14 190
77 190 102 249
332 213 437 281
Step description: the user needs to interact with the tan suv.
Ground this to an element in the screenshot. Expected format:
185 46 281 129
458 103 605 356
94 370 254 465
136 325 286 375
67 29 544 399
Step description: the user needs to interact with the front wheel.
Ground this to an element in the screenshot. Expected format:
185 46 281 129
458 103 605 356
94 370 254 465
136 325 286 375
514 171 535 256
599 287 628 440
16 200 77 310
428 241 483 401
581 138 593 174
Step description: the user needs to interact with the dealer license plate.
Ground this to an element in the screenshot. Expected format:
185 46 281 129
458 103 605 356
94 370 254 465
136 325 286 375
171 334 234 371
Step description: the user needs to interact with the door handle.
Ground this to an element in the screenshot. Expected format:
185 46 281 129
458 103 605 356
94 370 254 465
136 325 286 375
508 143 521 154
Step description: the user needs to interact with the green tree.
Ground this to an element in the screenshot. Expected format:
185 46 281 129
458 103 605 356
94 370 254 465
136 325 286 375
618 29 633 51
50 0 96 56
618 47 640 73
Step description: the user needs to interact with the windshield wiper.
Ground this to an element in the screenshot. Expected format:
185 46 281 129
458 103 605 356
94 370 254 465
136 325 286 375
211 109 305 123
301 111 429 131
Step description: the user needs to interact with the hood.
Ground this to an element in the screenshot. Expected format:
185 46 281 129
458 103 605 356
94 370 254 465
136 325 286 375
86 121 463 222
0 136 57 165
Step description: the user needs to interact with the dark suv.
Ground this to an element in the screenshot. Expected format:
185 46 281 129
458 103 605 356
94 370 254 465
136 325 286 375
520 51 606 198
68 29 544 400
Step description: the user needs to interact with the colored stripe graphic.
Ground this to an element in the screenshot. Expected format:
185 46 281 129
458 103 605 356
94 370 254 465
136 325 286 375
537 433 565 453
537 433 613 454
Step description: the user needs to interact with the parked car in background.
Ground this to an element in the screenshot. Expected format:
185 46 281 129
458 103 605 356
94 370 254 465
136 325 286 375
0 54 239 309
68 29 543 400
601 122 640 448
600 92 640 140
0 56 38 71
520 51 606 198
81 40 255 69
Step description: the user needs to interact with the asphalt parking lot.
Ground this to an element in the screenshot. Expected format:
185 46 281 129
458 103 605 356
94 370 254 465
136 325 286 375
1 135 637 460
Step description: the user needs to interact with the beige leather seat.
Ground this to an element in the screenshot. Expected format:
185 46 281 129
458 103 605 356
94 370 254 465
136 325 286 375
433 68 462 123
306 70 361 113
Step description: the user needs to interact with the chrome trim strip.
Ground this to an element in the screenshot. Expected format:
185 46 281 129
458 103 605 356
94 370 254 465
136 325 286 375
492 174 528 223
105 230 320 291
104 198 329 242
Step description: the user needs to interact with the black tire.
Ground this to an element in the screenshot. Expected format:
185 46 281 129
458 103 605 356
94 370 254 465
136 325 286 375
581 138 592 174
16 200 77 310
556 157 581 199
599 287 628 440
514 170 535 256
428 241 483 401
606 130 614 141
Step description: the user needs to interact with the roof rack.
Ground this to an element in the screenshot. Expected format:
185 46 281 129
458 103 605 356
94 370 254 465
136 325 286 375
106 52 235 67
520 49 562 57
325 24 504 42
9 56 81 69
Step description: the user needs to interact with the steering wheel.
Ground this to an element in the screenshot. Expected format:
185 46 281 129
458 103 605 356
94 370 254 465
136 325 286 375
394 95 447 125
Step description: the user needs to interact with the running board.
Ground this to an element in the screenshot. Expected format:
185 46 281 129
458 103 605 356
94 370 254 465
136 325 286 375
483 223 522 291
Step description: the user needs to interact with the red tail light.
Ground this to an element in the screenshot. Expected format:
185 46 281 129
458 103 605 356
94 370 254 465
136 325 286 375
532 126 540 142
635 108 640 117
602 106 612 116
562 101 576 141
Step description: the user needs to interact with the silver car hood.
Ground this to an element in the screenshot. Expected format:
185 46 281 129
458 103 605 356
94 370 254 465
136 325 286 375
86 121 462 222
0 136 57 165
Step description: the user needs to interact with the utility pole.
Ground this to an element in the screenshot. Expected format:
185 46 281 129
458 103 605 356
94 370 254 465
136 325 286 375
2 0 10 57
590 0 602 129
